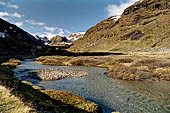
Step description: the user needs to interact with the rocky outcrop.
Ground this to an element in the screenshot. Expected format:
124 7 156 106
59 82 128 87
69 0 170 52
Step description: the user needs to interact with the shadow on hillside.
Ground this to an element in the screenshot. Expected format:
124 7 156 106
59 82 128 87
48 50 124 57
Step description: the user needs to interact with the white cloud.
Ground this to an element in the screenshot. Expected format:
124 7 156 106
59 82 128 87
0 16 8 21
15 22 23 27
57 28 65 36
32 28 71 39
0 12 22 18
33 32 56 40
43 32 56 39
106 0 138 17
33 28 65 39
0 1 6 5
63 29 72 35
0 12 9 17
44 26 56 32
7 3 19 9
43 26 71 36
25 19 45 26
11 12 22 18
0 1 19 9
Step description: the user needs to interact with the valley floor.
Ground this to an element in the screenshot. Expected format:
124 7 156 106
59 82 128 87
36 51 170 81
1 50 170 113
0 56 102 113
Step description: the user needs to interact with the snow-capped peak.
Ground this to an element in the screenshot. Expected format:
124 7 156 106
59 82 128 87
67 32 85 41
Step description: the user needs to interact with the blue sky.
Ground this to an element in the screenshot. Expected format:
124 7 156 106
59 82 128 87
0 0 138 38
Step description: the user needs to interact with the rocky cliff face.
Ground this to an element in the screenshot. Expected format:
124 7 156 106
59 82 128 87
69 0 170 52
0 18 44 55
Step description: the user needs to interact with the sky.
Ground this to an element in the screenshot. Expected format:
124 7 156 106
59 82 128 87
0 0 138 39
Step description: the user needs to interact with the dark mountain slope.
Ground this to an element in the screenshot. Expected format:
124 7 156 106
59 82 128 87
0 18 44 55
69 0 170 52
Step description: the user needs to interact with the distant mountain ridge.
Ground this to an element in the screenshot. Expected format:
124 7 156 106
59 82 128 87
47 32 85 48
67 32 85 41
69 0 170 52
0 18 44 55
48 35 68 46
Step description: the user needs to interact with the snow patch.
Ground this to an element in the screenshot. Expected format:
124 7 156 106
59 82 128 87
0 32 5 38
110 15 121 21
9 26 13 29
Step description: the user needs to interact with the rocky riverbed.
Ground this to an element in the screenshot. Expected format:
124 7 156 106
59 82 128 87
29 68 88 81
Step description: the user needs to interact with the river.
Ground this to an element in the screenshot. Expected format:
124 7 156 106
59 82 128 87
13 59 170 113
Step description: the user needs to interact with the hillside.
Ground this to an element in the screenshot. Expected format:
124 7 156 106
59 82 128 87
69 0 170 52
0 18 44 55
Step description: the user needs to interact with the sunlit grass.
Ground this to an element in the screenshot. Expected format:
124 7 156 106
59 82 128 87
0 85 34 113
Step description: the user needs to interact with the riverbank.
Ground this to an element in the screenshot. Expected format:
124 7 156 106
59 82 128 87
14 58 170 113
0 57 102 113
36 51 170 81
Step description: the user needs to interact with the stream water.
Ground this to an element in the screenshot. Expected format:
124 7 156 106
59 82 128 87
13 59 170 113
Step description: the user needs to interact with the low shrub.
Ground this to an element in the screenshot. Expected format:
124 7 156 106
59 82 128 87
108 64 152 80
69 57 102 66
153 68 170 80
116 58 134 63
133 59 170 70
36 56 71 66
42 59 64 66
1 58 21 68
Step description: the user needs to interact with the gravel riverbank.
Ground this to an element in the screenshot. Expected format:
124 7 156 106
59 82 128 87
30 68 88 81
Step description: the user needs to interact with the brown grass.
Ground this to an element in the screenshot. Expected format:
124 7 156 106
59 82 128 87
69 57 103 67
153 68 170 80
36 52 170 81
36 56 71 66
1 58 21 68
43 90 101 113
108 64 152 81
133 58 170 68
68 0 170 52
115 58 134 63
0 85 34 113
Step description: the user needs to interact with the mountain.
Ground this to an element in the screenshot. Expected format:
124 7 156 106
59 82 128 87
48 35 73 48
69 0 170 52
48 35 68 45
0 18 44 55
48 32 85 47
67 32 85 42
